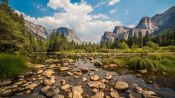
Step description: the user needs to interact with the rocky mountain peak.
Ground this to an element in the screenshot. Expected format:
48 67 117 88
51 27 81 44
101 31 115 43
25 20 49 39
136 17 157 30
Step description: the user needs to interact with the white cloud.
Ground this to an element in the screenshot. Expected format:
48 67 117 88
108 0 120 6
94 2 107 8
92 13 109 19
128 24 136 28
22 0 122 42
110 9 117 14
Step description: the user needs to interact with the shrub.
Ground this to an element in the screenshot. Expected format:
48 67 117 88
102 58 125 66
119 42 129 49
146 41 159 50
0 54 28 79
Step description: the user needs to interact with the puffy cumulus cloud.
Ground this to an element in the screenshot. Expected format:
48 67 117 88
110 9 117 14
108 0 120 6
22 0 122 42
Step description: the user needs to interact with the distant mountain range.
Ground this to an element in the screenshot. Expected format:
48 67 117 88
101 6 175 44
25 21 81 44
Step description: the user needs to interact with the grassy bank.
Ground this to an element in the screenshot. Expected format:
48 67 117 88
0 54 28 79
101 53 175 73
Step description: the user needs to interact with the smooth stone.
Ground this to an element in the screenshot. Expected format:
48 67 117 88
91 92 104 98
33 64 45 69
60 67 70 71
0 80 12 86
73 91 83 98
82 77 87 82
45 87 59 97
41 85 50 93
44 79 55 86
109 64 117 68
1 89 12 97
37 70 43 74
67 72 73 76
87 81 101 88
114 81 129 90
129 92 142 98
25 83 37 90
61 84 70 91
94 61 102 66
43 69 54 77
99 84 105 89
138 69 147 74
52 94 64 98
90 75 100 81
105 74 112 80
110 91 119 98
72 86 83 94
80 67 89 72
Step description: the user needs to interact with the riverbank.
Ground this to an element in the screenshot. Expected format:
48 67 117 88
0 56 175 98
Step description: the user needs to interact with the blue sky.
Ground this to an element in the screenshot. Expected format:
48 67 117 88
8 0 175 42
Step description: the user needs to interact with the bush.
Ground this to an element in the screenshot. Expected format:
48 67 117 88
102 58 125 66
0 54 28 79
146 41 159 50
119 42 129 49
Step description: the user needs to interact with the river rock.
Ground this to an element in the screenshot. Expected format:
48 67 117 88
25 83 37 90
91 92 104 98
87 81 101 88
94 61 102 66
52 94 65 98
90 75 100 81
1 89 12 97
72 86 83 98
109 64 117 68
99 83 105 89
105 73 112 80
129 92 142 98
61 84 70 91
0 80 12 86
41 85 50 93
72 86 83 94
114 81 129 90
110 91 119 98
37 70 43 74
67 72 73 76
44 78 55 86
80 67 89 72
83 77 87 82
43 69 54 77
138 69 147 74
33 64 45 69
45 87 59 97
60 67 70 71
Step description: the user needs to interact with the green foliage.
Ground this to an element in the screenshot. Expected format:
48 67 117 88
0 2 29 54
102 58 125 66
146 41 159 50
119 41 129 49
127 54 175 72
0 54 28 79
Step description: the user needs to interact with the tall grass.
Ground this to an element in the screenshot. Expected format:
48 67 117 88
127 54 175 72
102 58 125 66
0 54 28 79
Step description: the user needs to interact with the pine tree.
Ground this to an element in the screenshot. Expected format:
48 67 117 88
138 32 143 48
